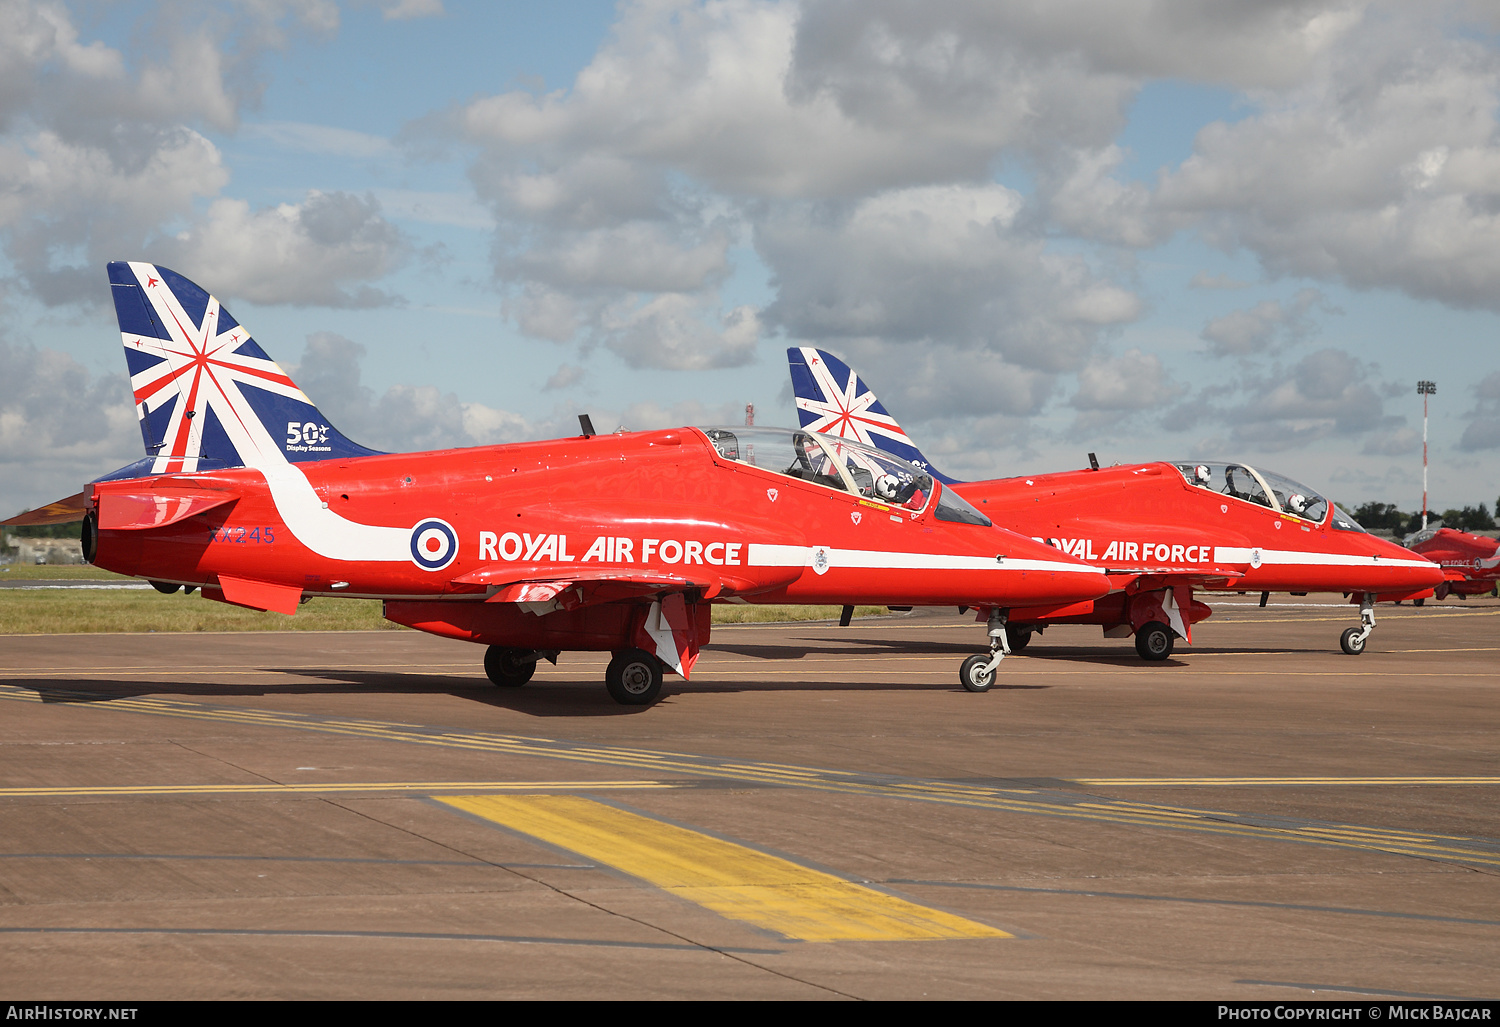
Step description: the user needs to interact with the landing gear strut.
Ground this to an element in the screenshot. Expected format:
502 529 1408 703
959 609 1010 692
1339 594 1375 655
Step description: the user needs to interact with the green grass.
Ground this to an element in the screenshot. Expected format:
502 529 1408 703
0 585 893 634
0 589 398 634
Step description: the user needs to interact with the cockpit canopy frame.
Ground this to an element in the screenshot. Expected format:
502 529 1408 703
699 425 993 526
1172 460 1365 533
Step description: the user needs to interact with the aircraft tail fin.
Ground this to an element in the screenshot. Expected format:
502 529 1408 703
108 260 381 477
786 346 964 484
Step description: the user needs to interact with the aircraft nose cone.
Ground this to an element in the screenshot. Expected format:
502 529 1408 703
1079 567 1113 601
1383 537 1445 586
1005 533 1112 602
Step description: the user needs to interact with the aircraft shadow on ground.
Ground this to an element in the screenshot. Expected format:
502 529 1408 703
6 674 655 717
720 635 1338 665
704 637 978 659
671 679 1048 695
3 667 1048 718
707 637 1199 668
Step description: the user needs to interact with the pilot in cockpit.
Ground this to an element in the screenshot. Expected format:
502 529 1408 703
876 472 924 508
1224 465 1250 501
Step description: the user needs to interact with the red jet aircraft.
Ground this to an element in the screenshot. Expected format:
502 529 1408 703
788 347 1444 664
1403 526 1500 601
3 263 1110 704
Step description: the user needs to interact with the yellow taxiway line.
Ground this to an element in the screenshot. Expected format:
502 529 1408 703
438 794 1010 943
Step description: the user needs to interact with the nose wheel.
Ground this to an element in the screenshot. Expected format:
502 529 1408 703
1340 594 1375 655
959 654 996 692
959 609 1011 692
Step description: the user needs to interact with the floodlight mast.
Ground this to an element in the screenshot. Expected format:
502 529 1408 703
1417 380 1437 529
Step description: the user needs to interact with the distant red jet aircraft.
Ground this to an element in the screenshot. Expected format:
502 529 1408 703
788 347 1443 660
1403 526 1500 601
2 263 1110 703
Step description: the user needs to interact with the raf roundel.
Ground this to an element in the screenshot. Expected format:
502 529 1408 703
410 518 459 571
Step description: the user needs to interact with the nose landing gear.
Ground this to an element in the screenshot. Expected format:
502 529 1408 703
959 608 1011 692
1340 594 1375 655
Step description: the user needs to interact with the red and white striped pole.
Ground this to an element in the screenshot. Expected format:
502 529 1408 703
1418 380 1436 529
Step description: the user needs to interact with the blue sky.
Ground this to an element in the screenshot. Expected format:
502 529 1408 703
4 1 1498 516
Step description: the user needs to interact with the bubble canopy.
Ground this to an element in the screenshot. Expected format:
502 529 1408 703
700 426 992 526
1173 461 1365 532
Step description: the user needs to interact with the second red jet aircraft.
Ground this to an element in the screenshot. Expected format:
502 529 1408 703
789 347 1442 675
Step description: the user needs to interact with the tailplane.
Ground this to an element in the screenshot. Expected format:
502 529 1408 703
109 261 380 477
786 346 963 484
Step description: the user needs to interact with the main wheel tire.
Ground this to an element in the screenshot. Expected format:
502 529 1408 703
1414 597 1425 606
1134 621 1174 661
1339 626 1367 655
149 580 180 595
1008 627 1034 653
484 646 536 687
959 654 995 692
606 649 664 705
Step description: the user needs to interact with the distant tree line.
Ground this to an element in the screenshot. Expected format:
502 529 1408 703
3 522 80 539
1350 501 1497 534
1 521 81 560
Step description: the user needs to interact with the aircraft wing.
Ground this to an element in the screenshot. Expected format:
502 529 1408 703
1 492 90 526
449 564 790 679
450 562 780 609
1104 568 1245 592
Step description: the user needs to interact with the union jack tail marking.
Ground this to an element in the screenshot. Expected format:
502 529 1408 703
109 261 379 475
786 346 963 484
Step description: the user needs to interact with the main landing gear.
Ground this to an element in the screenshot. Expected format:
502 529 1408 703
1339 594 1375 655
1008 626 1034 653
482 645 667 706
605 648 664 706
959 609 1011 692
483 646 558 687
1134 621 1174 661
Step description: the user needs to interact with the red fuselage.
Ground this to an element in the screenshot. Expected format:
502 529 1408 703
955 462 1442 600
87 428 1109 653
1406 527 1500 597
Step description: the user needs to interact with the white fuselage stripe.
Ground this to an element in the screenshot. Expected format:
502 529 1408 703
1213 546 1434 570
748 543 1091 575
263 463 410 563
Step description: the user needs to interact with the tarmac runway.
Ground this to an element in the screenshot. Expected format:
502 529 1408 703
2 598 1498 1000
